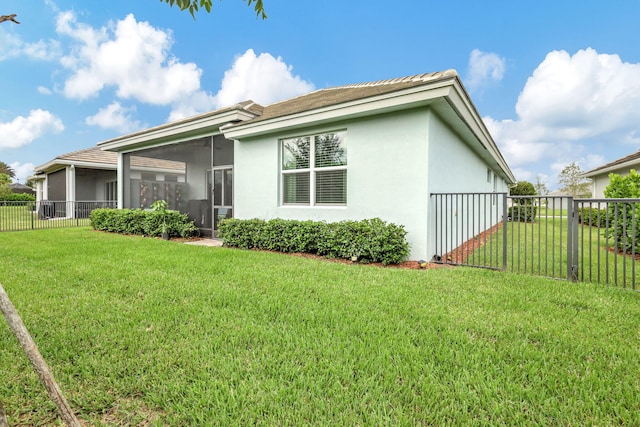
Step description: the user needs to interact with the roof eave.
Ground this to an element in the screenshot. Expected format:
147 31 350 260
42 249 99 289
34 159 117 174
583 158 640 178
224 76 516 184
223 81 455 140
98 109 257 152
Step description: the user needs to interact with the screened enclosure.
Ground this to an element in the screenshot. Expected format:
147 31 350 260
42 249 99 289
122 135 234 236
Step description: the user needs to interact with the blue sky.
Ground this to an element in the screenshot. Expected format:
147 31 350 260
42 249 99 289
2 0 640 189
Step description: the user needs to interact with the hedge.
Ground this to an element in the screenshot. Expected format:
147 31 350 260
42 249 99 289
0 193 36 202
577 207 608 228
507 205 537 222
90 208 199 238
218 217 409 265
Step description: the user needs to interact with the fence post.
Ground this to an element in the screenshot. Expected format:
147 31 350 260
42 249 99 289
502 193 508 271
566 198 577 281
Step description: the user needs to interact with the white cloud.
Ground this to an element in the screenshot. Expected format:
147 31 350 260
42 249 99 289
57 12 202 105
38 86 53 95
0 110 64 150
212 49 315 108
465 49 505 91
0 27 61 61
10 162 36 184
53 10 315 124
85 102 143 133
169 49 315 121
486 48 640 182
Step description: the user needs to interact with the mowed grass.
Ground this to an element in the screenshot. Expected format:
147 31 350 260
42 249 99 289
468 217 638 287
0 204 91 231
1 229 639 425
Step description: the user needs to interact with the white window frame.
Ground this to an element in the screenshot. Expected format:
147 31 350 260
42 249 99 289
281 131 347 206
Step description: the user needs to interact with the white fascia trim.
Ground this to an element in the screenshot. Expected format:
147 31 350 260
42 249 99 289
98 110 255 152
582 159 640 178
34 160 116 174
223 82 455 140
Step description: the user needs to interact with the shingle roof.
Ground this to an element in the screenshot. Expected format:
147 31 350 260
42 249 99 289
37 147 185 172
583 149 640 176
243 70 458 124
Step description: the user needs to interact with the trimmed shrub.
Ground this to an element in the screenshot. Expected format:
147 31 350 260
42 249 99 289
507 205 537 222
218 217 409 265
577 207 608 228
0 192 36 202
217 218 266 249
90 208 199 238
603 171 640 254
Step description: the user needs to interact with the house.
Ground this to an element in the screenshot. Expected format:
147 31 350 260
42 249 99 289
8 182 35 195
98 71 515 260
31 147 186 216
582 149 640 198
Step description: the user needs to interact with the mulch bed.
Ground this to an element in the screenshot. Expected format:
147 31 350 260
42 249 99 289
442 222 503 264
178 238 448 270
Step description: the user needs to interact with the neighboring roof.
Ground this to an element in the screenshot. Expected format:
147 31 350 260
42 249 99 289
34 147 185 174
583 149 640 177
9 183 35 194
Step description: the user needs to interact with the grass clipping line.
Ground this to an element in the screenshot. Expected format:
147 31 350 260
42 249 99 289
0 283 80 427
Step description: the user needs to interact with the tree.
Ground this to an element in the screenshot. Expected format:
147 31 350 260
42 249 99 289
509 180 536 198
508 181 537 222
0 161 16 179
558 162 591 198
0 173 12 200
160 0 267 19
534 175 549 196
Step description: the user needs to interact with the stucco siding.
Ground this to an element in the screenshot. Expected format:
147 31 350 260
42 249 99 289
590 166 638 198
234 108 431 259
426 112 506 258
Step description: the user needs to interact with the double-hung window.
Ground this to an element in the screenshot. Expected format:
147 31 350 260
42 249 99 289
281 131 347 205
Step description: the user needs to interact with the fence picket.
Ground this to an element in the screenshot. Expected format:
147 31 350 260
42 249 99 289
431 193 640 288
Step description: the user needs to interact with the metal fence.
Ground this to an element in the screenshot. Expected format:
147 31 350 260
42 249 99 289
431 193 639 289
0 201 116 232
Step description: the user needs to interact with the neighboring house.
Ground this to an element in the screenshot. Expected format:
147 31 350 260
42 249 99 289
8 183 35 195
582 149 640 198
31 147 186 216
98 70 515 260
542 190 573 211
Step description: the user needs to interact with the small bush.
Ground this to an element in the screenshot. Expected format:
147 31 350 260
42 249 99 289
507 205 537 222
577 207 608 227
90 208 199 238
603 171 640 254
219 217 409 265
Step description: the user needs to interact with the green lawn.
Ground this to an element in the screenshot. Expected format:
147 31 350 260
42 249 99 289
0 204 91 231
1 228 639 425
466 217 637 288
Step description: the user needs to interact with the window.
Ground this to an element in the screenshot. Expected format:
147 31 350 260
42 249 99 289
281 131 347 205
487 168 492 183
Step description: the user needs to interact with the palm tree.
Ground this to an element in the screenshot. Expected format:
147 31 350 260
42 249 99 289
0 162 15 179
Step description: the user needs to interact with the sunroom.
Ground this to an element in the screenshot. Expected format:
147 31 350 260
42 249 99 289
98 102 262 236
